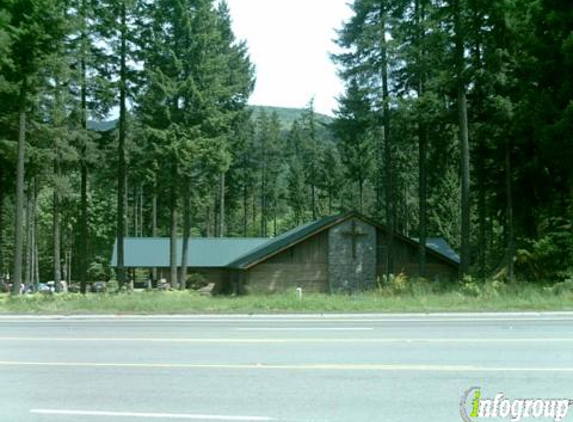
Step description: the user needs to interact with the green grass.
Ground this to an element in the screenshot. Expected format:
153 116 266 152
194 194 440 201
1 282 573 315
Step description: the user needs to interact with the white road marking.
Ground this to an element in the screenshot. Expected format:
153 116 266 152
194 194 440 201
4 361 573 372
1 336 573 343
235 327 373 331
30 409 274 421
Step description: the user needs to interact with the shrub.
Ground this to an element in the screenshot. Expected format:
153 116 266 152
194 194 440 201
377 273 409 294
409 277 435 296
480 279 506 298
107 279 119 292
87 255 113 281
552 280 573 296
186 273 208 290
460 275 481 297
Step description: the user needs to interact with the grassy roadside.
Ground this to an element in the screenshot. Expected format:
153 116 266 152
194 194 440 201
1 282 573 314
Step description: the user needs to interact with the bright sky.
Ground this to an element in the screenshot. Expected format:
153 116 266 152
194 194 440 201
224 0 353 116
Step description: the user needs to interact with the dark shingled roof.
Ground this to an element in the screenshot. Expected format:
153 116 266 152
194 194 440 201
228 213 349 269
229 211 460 269
425 238 461 264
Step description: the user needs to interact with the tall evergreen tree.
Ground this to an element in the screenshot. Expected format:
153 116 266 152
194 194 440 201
447 0 472 277
138 0 253 287
332 80 375 213
301 99 321 220
3 0 67 294
333 0 403 274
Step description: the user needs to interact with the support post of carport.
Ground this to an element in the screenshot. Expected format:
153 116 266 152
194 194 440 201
233 271 246 296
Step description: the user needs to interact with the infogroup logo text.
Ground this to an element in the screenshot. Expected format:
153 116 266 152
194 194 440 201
460 387 572 422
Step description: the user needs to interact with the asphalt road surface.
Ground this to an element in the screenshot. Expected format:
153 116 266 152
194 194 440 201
1 313 573 422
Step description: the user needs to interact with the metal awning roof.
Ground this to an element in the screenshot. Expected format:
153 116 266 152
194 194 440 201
111 238 270 268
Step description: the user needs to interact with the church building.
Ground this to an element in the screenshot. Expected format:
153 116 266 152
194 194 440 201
111 211 460 294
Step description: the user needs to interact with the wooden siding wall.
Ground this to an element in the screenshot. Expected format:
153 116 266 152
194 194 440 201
245 232 329 293
376 230 458 281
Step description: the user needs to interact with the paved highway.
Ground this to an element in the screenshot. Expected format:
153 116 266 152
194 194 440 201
1 313 573 421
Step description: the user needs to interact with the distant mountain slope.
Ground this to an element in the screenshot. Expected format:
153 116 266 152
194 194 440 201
87 120 117 132
87 106 334 133
249 105 333 130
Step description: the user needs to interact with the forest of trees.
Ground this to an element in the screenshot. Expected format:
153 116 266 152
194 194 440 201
0 0 572 294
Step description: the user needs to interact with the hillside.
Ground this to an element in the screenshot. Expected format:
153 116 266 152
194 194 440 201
88 106 334 133
249 105 333 130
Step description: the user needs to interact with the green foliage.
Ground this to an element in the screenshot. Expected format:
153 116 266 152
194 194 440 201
378 273 409 295
186 273 208 290
480 279 508 299
551 280 573 297
331 80 375 212
460 275 481 297
516 220 573 281
106 279 119 292
87 255 113 281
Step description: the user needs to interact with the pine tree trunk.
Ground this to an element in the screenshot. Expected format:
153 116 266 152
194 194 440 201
404 185 409 236
169 162 178 288
62 250 68 284
139 185 143 237
54 144 62 292
379 4 394 276
418 124 427 278
79 0 89 293
252 195 256 233
32 181 38 288
34 241 39 289
416 0 427 278
219 172 225 237
454 0 471 278
124 175 129 236
24 192 32 289
27 181 37 290
151 181 157 282
180 178 191 290
477 153 487 278
67 246 72 285
79 162 88 292
505 139 515 282
214 190 219 237
54 189 61 291
243 183 248 236
458 92 471 277
212 188 221 237
309 110 317 220
116 2 127 289
472 5 487 280
273 197 278 237
261 143 267 236
133 184 137 237
12 79 27 295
